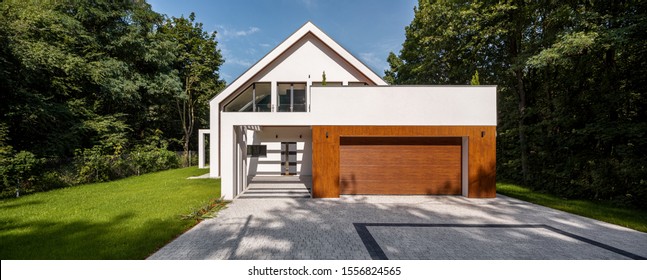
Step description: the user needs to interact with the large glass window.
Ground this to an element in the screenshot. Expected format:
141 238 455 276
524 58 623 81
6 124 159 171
277 83 306 112
224 82 271 112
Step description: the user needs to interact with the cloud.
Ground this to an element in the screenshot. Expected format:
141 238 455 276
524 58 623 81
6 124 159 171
227 57 254 68
359 52 388 73
217 25 261 40
219 44 253 67
260 43 273 48
235 27 260 37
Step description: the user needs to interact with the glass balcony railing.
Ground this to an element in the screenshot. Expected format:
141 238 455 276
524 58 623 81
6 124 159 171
277 83 307 112
277 103 306 112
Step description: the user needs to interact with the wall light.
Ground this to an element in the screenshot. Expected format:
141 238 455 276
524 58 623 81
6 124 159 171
481 131 485 138
326 132 328 138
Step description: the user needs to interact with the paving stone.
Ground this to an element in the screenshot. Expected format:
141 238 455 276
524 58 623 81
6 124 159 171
148 195 647 260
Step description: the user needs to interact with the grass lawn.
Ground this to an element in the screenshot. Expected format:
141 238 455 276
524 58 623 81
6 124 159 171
0 167 220 259
497 182 647 233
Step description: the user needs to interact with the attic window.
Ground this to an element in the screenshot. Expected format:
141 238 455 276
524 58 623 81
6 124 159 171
224 82 271 112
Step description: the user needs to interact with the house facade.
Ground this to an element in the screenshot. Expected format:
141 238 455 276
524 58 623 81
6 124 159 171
198 22 497 200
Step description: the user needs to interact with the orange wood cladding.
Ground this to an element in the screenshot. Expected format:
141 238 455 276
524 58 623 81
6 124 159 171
340 140 462 195
311 126 496 198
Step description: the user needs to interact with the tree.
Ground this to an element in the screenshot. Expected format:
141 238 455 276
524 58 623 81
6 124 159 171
0 0 200 196
159 13 225 166
387 0 647 208
383 52 402 85
0 0 181 158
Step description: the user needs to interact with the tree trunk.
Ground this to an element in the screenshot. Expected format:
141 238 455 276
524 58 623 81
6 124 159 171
178 76 197 167
183 139 190 167
516 69 529 182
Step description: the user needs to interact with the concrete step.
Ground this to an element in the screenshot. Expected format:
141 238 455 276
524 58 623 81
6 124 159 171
247 185 311 190
237 176 313 199
237 192 311 199
245 189 310 194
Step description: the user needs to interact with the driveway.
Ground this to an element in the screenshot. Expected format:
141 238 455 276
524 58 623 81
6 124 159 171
148 195 647 260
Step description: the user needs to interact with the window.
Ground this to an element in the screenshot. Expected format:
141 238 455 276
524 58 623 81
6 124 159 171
224 83 271 112
246 145 267 157
277 83 306 112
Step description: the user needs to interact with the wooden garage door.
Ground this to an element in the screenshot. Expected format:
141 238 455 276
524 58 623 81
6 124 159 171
340 137 462 195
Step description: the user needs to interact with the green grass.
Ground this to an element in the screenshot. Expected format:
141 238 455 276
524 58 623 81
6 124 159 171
497 182 647 233
0 167 220 259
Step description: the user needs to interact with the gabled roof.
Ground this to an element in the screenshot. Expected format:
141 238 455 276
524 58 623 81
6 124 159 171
211 21 388 104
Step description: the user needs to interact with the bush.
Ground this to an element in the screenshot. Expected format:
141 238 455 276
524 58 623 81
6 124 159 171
75 135 179 184
75 145 123 184
39 170 71 192
0 151 43 197
1 126 181 199
130 145 179 175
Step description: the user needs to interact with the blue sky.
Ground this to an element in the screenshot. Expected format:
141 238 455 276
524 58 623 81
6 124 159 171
148 0 417 83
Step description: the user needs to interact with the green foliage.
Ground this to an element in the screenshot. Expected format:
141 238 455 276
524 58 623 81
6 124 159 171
0 2 223 196
75 132 180 184
383 52 402 85
322 71 327 86
390 0 647 209
129 131 180 175
470 70 479 85
0 151 42 197
158 12 225 166
181 196 228 221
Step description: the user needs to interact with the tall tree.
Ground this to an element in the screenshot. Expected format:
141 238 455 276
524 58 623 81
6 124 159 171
0 0 182 158
159 13 225 166
387 0 647 208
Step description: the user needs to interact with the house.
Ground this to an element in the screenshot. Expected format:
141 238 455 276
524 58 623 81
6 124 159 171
198 22 497 200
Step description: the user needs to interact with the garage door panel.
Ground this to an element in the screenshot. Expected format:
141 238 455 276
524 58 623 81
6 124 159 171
339 165 459 179
340 179 461 195
340 146 461 166
340 137 462 195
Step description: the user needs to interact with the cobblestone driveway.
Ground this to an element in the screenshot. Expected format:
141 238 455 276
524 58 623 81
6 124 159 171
148 195 647 260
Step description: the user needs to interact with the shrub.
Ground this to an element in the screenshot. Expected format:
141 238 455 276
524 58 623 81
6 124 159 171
130 145 179 175
0 151 43 197
75 133 179 184
76 145 119 184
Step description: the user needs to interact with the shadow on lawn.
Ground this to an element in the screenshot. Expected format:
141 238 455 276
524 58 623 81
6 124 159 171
0 211 182 260
0 199 45 210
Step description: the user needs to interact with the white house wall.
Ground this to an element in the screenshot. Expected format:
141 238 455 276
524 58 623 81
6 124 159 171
221 86 497 127
253 33 370 84
245 127 312 178
310 86 497 125
218 86 496 199
207 32 382 180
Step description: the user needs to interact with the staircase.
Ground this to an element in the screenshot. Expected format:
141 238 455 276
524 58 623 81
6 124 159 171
237 176 312 199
